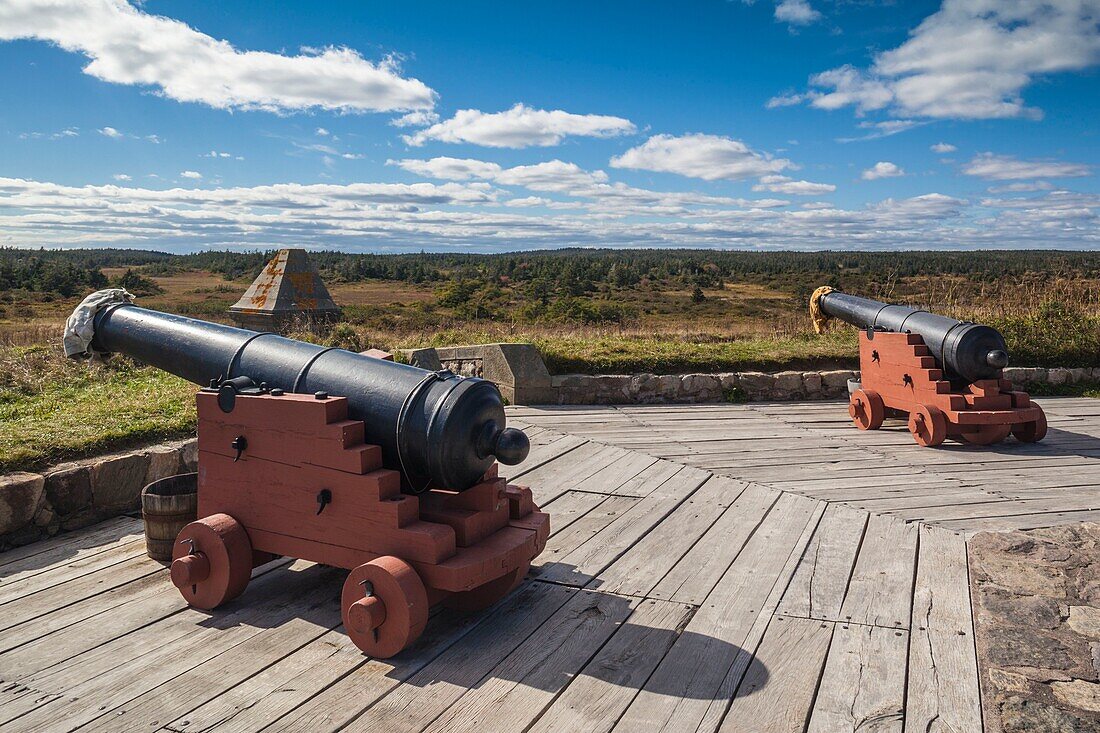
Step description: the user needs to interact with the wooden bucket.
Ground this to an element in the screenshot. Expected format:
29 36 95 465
141 473 198 562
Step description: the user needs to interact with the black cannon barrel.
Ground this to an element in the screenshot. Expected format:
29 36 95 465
818 291 1009 382
88 304 529 492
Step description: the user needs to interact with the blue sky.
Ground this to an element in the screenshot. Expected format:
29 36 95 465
0 0 1097 252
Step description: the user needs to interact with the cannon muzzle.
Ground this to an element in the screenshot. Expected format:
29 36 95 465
68 296 529 492
813 290 1009 382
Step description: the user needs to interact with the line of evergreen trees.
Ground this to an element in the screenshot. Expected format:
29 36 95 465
4 246 1099 301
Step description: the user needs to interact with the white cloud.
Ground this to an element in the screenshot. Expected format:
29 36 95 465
402 103 635 148
987 181 1055 193
341 153 364 160
610 134 790 181
861 161 905 180
315 128 330 136
774 0 821 26
766 93 804 109
390 157 503 181
203 151 235 158
931 142 957 153
752 175 835 195
0 0 435 113
962 153 1091 180
782 0 1100 120
495 161 610 192
112 174 131 181
390 110 440 128
838 119 924 142
180 170 203 179
0 176 1094 251
19 127 79 140
99 126 123 139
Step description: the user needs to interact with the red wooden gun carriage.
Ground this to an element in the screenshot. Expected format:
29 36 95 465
811 288 1047 447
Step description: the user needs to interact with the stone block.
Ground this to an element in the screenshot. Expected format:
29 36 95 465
801 372 823 396
774 371 805 398
682 374 720 397
91 451 151 511
657 375 680 398
1067 606 1100 638
400 347 442 371
33 501 59 535
1067 368 1091 384
0 472 45 536
737 372 774 398
180 439 199 472
630 373 659 397
1051 680 1100 713
1047 368 1069 385
821 370 856 395
43 463 93 516
146 444 184 485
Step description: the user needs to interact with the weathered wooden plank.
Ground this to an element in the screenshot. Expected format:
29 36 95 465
933 508 1100 533
79 593 344 732
777 503 868 622
0 517 141 572
535 495 638 583
508 434 588 479
718 616 834 733
0 553 164 635
613 494 824 733
0 564 345 732
0 559 290 678
526 598 694 733
540 490 610 538
0 539 152 605
536 465 710 586
162 630 366 733
419 589 640 733
838 514 918 629
596 475 749 598
806 624 907 733
569 451 660 498
647 484 781 605
905 526 982 733
265 581 572 730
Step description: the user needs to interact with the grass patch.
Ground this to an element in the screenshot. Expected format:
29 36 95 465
1020 379 1100 399
533 331 858 374
1 346 195 473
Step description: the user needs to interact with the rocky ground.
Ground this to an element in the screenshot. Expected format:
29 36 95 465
969 523 1100 732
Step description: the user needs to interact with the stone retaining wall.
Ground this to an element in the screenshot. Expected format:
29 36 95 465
551 366 1100 405
0 438 197 551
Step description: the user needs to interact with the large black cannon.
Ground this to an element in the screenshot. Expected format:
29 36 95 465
813 290 1009 382
810 287 1045 447
67 291 548 658
70 298 530 492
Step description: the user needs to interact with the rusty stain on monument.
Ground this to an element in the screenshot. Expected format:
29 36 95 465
228 249 340 331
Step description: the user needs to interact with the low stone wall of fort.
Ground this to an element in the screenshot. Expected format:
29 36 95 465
1 439 196 551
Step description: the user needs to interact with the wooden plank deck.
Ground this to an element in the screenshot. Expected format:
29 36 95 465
0 397 1094 731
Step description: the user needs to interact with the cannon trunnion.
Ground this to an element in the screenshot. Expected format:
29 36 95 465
811 288 1047 447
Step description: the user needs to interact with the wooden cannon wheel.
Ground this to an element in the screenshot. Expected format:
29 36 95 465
443 561 530 613
342 556 429 658
908 404 947 447
1013 406 1048 443
960 424 1013 445
170 513 253 610
848 389 885 431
